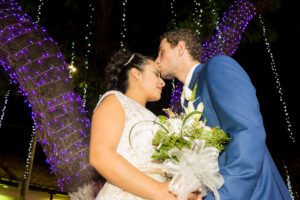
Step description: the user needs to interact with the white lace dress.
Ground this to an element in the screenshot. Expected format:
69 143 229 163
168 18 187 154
95 90 167 200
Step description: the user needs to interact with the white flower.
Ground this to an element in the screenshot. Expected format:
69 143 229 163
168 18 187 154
183 86 193 101
167 118 183 135
183 102 204 121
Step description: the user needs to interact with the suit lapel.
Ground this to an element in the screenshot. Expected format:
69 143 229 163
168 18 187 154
188 64 204 103
188 64 204 90
182 64 204 109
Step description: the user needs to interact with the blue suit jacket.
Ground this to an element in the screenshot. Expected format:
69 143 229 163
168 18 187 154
184 55 291 200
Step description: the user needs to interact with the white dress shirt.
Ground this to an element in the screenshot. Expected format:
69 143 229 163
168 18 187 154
181 63 200 104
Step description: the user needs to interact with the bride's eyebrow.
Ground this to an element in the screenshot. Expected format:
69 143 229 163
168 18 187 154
153 68 160 75
153 68 160 74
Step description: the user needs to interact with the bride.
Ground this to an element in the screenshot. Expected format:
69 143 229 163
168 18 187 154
89 50 201 200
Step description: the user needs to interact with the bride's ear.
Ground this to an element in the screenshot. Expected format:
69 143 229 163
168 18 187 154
129 68 141 81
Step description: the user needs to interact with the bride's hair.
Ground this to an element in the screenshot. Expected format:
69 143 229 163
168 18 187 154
105 50 151 93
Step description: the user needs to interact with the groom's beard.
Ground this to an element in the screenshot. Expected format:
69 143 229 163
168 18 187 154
161 72 176 80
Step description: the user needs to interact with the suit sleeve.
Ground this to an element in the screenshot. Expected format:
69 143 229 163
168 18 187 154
203 55 266 200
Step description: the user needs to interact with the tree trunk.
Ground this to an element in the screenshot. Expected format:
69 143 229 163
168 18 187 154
0 0 102 199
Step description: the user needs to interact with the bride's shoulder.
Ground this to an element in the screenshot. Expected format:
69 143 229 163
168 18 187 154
94 90 125 112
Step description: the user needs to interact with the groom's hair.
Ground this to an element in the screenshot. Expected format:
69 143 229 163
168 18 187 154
161 29 202 62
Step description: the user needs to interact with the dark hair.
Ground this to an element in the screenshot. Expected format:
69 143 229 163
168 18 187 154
105 50 151 93
161 29 202 61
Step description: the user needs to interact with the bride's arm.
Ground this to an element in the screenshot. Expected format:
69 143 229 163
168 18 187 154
89 94 176 200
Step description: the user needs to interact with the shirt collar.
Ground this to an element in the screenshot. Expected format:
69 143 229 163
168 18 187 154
184 63 200 88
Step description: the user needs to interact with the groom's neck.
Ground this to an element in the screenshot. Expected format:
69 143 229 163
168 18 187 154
176 60 200 84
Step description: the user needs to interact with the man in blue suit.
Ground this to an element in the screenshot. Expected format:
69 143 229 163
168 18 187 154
155 29 291 200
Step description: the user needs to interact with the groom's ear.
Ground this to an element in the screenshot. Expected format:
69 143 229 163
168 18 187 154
177 41 186 57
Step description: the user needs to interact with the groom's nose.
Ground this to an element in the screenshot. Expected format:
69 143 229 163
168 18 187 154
155 57 161 68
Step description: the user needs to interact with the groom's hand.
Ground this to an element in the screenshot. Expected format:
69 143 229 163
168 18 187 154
187 193 202 200
188 188 202 200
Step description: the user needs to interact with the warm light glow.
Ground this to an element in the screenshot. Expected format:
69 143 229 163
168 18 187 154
0 183 9 189
68 65 77 73
0 194 14 200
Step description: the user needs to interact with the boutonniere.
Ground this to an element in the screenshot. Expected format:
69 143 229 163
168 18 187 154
183 82 198 101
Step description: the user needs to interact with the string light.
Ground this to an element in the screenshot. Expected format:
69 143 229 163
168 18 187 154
208 0 220 31
0 88 10 128
170 0 177 29
192 0 202 35
22 0 44 187
69 41 76 76
0 0 95 192
35 0 44 24
23 125 36 180
170 0 257 110
168 0 181 113
283 160 295 199
120 0 128 51
82 1 95 108
259 14 295 143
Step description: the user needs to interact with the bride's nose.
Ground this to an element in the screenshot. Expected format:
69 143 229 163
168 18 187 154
160 79 165 87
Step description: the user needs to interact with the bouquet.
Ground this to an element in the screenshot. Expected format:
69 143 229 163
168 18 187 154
150 101 230 200
129 99 230 200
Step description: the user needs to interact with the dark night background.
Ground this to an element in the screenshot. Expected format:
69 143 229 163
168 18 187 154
0 0 299 197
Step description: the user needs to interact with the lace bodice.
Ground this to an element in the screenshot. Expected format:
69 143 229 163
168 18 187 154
95 91 167 200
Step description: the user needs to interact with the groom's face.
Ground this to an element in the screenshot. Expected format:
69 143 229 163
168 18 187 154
155 38 179 79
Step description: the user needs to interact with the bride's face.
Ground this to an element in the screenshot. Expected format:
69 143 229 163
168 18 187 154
140 60 165 102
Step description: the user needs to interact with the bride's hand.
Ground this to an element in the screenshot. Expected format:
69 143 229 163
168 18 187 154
155 181 177 200
155 182 202 200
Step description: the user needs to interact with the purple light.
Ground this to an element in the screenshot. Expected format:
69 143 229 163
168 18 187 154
170 0 257 110
0 0 104 192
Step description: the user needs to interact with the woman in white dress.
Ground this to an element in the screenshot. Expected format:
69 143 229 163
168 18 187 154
89 50 201 200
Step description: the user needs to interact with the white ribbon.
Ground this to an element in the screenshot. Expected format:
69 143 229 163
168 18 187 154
162 140 224 200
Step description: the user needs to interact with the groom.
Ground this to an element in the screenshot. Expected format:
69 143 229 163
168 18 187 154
155 29 292 200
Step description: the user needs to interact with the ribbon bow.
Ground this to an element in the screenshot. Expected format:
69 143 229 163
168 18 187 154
162 140 224 200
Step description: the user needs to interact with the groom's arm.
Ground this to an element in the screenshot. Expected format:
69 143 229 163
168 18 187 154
204 55 266 200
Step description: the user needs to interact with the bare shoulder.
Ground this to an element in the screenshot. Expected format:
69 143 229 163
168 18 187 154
91 94 125 146
90 94 126 154
93 94 125 118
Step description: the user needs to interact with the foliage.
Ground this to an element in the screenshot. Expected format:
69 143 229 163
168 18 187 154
167 0 279 45
151 107 230 161
152 125 230 161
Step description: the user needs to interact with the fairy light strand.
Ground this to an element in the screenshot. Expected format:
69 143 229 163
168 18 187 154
283 160 295 199
0 88 10 128
69 41 76 76
23 125 36 180
35 0 44 24
0 1 93 191
82 2 95 108
192 0 202 35
170 0 257 111
120 0 128 51
22 0 44 185
259 14 295 143
208 0 220 31
168 0 181 113
170 0 177 29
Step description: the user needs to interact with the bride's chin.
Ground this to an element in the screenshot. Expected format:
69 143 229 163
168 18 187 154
148 95 161 102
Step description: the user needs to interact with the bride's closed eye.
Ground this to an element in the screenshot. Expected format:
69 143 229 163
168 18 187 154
153 69 160 77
